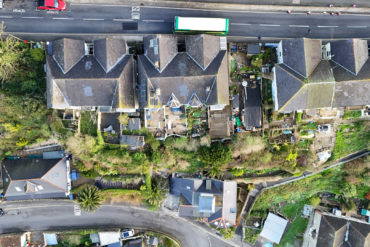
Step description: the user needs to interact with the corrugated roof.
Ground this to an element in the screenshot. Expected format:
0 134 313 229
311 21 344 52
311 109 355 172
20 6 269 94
260 213 288 244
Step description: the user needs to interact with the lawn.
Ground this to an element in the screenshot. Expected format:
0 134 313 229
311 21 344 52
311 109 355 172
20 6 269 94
343 110 362 119
80 111 97 136
276 214 308 247
332 121 369 159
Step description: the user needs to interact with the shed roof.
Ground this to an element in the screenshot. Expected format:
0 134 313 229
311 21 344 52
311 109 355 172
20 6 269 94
260 213 288 244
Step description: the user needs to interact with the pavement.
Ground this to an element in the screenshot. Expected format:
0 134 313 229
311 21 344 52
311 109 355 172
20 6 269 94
0 200 237 247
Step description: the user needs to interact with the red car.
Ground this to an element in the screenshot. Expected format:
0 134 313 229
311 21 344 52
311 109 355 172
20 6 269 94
37 0 66 11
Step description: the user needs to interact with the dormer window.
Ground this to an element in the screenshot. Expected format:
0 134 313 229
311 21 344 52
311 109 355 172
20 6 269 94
84 42 94 55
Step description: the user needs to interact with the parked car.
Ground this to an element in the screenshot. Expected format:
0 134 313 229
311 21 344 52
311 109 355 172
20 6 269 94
37 0 66 11
317 124 330 132
121 229 135 239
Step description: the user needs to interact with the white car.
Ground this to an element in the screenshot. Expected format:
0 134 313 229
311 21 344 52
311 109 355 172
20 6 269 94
121 229 135 239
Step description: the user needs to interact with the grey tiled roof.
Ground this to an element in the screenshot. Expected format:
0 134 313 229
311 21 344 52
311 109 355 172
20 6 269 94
94 38 127 73
170 178 237 225
47 38 135 110
317 215 370 247
333 81 370 107
2 157 68 201
138 35 229 108
52 38 84 74
243 82 262 128
186 35 220 70
274 65 303 110
330 39 369 75
281 38 322 78
143 35 178 72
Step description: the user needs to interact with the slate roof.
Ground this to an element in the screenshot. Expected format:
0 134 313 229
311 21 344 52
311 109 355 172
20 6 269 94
144 35 178 72
46 38 135 110
281 38 322 78
1 157 69 201
316 214 370 247
330 39 368 75
186 35 220 70
274 38 370 112
243 82 262 129
170 178 237 226
138 34 229 108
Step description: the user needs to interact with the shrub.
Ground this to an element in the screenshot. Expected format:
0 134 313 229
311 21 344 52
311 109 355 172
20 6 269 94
219 227 235 239
77 185 104 212
231 168 244 177
309 196 321 206
198 142 233 166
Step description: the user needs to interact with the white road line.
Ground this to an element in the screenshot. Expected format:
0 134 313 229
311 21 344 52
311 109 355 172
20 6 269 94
113 18 133 22
231 23 251 26
0 16 13 18
317 25 338 28
53 17 74 20
142 19 165 22
289 25 309 27
347 26 367 28
83 18 104 21
260 24 280 27
21 16 44 19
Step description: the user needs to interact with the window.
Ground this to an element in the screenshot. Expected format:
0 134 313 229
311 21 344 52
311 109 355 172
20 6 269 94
54 0 59 8
15 187 22 192
37 185 44 190
84 43 94 55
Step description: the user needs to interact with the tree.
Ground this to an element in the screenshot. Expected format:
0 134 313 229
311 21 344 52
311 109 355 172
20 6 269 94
77 185 104 212
342 198 356 211
0 35 24 82
198 142 233 166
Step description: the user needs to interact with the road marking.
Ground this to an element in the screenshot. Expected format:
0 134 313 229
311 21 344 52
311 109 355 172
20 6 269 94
53 17 74 20
83 18 104 21
12 9 25 13
74 205 81 216
0 15 13 18
347 26 367 28
289 25 309 27
131 6 140 11
113 18 133 22
142 19 165 22
131 12 140 20
21 16 44 19
317 25 338 28
260 24 280 27
231 23 251 26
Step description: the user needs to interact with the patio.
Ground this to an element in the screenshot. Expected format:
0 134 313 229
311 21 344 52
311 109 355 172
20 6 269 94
164 106 187 136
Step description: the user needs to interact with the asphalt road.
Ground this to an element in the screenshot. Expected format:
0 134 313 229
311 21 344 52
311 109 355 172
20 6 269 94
1 2 370 39
0 201 235 247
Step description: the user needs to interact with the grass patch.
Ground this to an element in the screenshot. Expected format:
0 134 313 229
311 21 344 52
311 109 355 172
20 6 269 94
343 110 362 119
230 59 236 73
281 202 303 219
80 112 97 136
333 121 369 159
276 215 308 247
101 188 142 205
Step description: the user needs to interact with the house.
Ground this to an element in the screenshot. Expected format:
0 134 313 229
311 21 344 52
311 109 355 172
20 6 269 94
1 156 71 201
308 211 370 247
272 38 370 113
46 38 137 112
260 213 288 244
241 81 262 130
138 34 229 111
170 178 237 228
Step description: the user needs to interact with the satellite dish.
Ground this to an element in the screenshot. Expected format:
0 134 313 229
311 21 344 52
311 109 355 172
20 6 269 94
242 81 248 87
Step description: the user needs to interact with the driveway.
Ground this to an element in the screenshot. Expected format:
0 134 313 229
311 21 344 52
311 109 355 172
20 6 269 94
0 201 236 247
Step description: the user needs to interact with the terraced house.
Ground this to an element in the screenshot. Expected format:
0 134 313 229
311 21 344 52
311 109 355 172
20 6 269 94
272 38 370 113
46 37 137 113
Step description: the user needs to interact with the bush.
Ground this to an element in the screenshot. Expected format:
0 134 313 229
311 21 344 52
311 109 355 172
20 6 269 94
198 142 233 166
296 112 302 123
309 196 321 206
231 168 244 177
343 110 362 119
219 227 235 239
